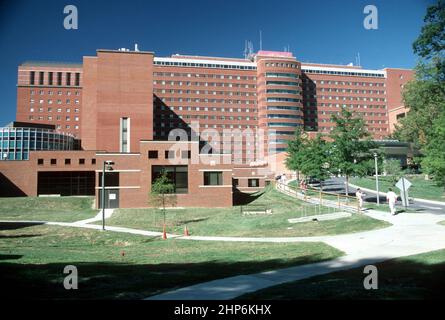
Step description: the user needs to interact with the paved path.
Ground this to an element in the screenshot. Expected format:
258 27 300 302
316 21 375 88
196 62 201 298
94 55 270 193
148 210 445 300
323 177 445 214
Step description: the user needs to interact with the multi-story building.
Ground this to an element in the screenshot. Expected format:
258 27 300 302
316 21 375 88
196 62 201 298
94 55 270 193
0 47 414 208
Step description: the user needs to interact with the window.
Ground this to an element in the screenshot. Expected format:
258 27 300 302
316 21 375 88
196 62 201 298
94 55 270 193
57 72 62 86
79 158 85 165
120 117 129 152
203 172 223 186
233 179 239 187
50 159 57 165
181 150 191 159
48 72 53 85
98 172 120 187
37 158 44 165
38 72 44 85
248 179 259 187
148 150 158 159
65 159 71 165
165 150 175 159
152 165 188 194
91 159 96 165
30 71 35 85
66 73 71 86
75 73 80 86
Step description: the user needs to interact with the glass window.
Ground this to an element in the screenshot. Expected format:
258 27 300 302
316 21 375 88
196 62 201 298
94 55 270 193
204 172 223 186
148 150 158 159
248 179 259 187
151 165 188 194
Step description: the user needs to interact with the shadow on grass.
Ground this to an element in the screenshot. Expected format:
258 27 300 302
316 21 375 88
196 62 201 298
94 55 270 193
0 222 45 231
0 253 332 300
239 254 445 300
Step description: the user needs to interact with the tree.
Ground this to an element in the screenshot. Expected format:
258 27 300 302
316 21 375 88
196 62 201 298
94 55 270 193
422 113 445 186
150 170 175 227
329 108 376 196
395 1 445 192
384 159 404 184
285 128 306 180
412 0 445 83
298 134 331 190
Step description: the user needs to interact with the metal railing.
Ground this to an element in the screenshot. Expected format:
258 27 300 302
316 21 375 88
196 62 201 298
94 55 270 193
276 181 361 213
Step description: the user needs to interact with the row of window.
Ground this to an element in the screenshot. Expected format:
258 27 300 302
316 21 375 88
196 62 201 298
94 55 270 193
154 61 256 70
30 99 80 105
29 71 81 86
29 107 80 113
154 72 256 80
302 69 385 78
303 79 385 87
264 62 299 69
157 115 258 121
154 89 256 96
159 97 256 105
37 158 95 165
307 88 386 95
265 73 299 79
154 80 256 89
31 90 80 96
304 103 387 110
160 105 258 113
28 115 79 121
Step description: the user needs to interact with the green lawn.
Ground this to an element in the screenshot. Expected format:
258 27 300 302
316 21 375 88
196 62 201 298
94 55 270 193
240 248 445 300
99 187 391 237
0 223 342 299
0 196 98 222
350 175 445 202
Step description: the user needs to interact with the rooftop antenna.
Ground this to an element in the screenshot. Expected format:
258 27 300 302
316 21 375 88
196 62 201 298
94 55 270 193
259 30 263 51
357 52 361 67
244 40 248 59
134 43 139 52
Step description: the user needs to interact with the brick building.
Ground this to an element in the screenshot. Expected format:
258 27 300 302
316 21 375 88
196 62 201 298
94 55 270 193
0 47 414 208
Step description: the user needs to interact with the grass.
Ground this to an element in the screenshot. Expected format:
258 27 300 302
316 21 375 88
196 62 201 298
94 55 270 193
0 196 98 222
439 221 445 226
0 223 342 299
99 187 391 237
350 175 445 202
240 248 445 300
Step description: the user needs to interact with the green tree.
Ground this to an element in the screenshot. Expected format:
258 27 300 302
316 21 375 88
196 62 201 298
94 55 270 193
329 108 376 196
384 159 404 184
412 0 445 83
285 128 306 180
298 134 331 190
150 170 175 227
395 0 445 191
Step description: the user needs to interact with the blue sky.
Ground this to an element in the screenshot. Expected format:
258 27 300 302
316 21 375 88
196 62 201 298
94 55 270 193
0 0 434 125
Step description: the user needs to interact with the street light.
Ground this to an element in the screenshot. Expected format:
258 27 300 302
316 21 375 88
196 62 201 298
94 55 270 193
102 160 115 230
374 153 380 206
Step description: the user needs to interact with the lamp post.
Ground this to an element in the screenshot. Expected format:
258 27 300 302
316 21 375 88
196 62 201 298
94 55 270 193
374 153 380 206
102 160 114 230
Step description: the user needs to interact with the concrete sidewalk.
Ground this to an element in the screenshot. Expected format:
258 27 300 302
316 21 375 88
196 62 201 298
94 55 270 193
147 211 445 300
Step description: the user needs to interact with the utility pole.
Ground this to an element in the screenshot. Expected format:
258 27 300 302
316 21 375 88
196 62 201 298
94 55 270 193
374 153 380 206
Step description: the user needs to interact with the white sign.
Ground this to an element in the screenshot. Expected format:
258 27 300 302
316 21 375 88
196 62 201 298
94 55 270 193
395 177 412 191
109 193 116 200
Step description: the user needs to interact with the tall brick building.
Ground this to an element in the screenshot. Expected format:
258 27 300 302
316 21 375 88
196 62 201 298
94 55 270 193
0 47 414 208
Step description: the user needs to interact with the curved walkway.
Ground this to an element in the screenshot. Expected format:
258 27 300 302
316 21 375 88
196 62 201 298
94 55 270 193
2 204 445 300
148 210 445 300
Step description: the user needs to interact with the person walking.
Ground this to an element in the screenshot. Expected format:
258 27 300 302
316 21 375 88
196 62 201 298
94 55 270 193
386 188 398 215
355 188 366 212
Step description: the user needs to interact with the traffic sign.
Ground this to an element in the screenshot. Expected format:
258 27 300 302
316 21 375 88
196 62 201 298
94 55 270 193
396 177 412 191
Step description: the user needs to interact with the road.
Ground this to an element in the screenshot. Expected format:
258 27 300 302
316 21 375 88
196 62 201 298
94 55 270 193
319 177 445 215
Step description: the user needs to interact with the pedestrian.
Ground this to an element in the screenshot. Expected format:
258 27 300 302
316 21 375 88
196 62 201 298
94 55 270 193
386 188 398 215
355 188 366 212
299 179 306 194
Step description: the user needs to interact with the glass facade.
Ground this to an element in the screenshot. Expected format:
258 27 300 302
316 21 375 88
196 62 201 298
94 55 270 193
0 127 75 161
